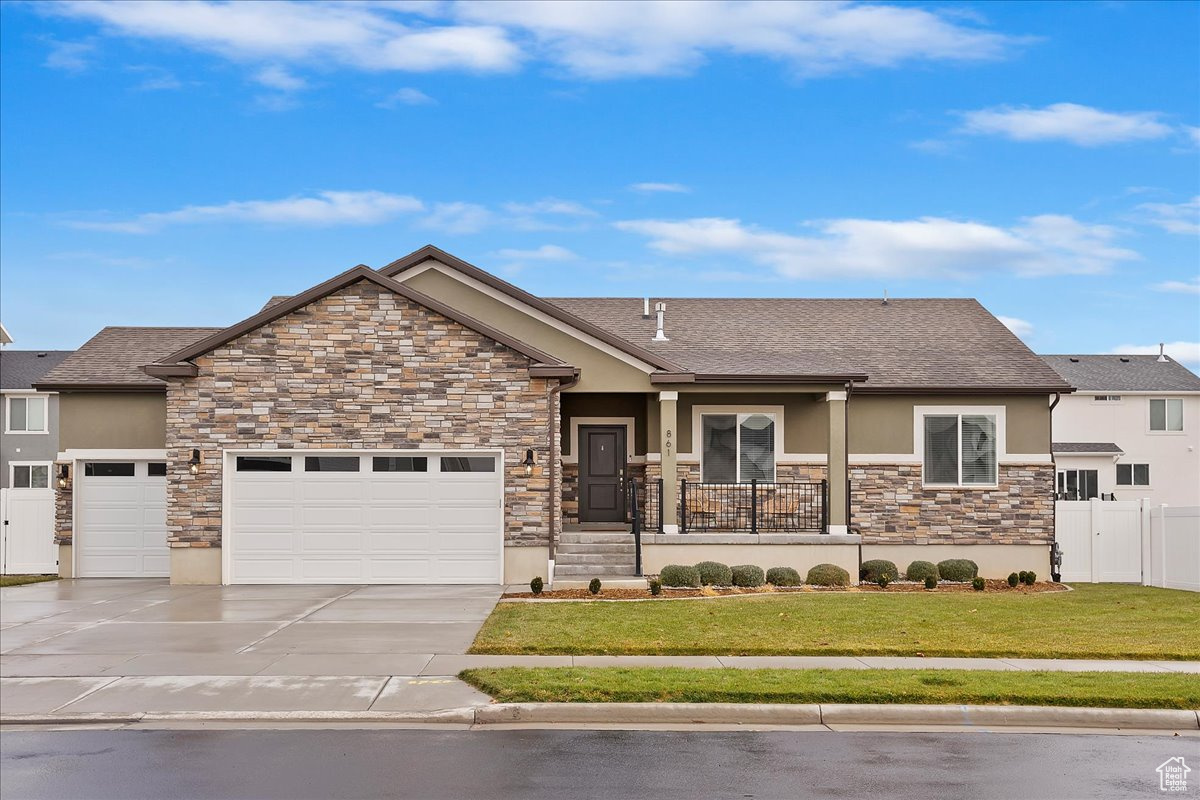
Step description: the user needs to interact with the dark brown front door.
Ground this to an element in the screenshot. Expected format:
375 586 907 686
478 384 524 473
579 426 627 523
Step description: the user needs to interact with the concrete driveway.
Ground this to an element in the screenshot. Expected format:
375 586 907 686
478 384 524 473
0 579 502 715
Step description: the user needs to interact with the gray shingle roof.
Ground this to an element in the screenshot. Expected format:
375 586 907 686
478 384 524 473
1042 355 1200 392
1052 442 1123 454
0 350 74 390
35 327 220 388
547 297 1071 391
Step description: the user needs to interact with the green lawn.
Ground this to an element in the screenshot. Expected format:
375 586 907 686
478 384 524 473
460 667 1200 709
0 575 60 588
471 584 1200 660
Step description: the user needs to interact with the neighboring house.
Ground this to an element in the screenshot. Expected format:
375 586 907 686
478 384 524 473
36 246 1070 585
1043 353 1200 507
1 349 73 490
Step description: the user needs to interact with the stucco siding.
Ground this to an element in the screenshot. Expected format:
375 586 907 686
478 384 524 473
849 394 1051 455
58 392 167 450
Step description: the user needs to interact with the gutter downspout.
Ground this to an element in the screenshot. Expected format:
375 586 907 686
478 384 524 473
547 371 580 577
845 380 859 577
1049 391 1062 581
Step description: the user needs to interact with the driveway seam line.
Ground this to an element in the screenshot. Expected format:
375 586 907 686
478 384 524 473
364 676 396 711
45 676 122 713
235 587 361 654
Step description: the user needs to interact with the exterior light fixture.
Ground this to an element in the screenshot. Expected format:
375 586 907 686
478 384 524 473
57 463 70 489
522 449 535 476
189 449 201 475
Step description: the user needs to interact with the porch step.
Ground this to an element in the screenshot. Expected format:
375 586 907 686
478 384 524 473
559 533 632 545
563 523 630 532
553 576 649 590
554 564 637 577
554 553 636 566
555 543 635 555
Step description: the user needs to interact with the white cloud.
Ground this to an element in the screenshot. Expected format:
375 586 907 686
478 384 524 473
70 190 424 233
254 65 308 92
1154 278 1200 295
630 182 690 193
43 38 96 72
127 65 183 91
958 103 1173 146
1185 126 1200 147
376 87 436 108
1109 342 1200 367
495 244 577 261
615 213 1139 279
418 202 494 234
44 0 1025 82
457 0 1025 79
502 198 598 217
997 316 1034 338
1137 196 1200 235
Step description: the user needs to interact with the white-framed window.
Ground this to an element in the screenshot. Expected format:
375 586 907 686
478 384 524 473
1149 398 1183 432
10 462 51 489
921 413 998 487
1116 463 1150 486
5 395 48 433
1057 469 1098 500
700 412 776 482
1093 395 1122 402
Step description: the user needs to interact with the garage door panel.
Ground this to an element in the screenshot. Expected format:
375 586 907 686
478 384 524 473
303 482 367 501
368 481 435 501
234 480 295 501
367 558 437 580
238 531 296 551
233 559 297 582
78 461 172 578
299 559 367 581
365 532 436 551
301 506 365 526
366 506 433 525
237 506 297 526
301 532 368 551
431 481 500 502
437 507 501 527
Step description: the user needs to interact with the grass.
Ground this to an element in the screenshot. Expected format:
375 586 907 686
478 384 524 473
460 667 1200 710
0 575 59 588
470 584 1200 660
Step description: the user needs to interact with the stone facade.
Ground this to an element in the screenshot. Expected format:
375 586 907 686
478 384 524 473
165 280 557 549
850 463 1055 545
53 463 72 545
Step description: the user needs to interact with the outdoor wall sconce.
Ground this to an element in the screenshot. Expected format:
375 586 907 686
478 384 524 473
57 464 70 489
189 449 201 475
522 449 535 476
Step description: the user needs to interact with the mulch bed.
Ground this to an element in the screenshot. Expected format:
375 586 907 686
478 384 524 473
503 580 1067 600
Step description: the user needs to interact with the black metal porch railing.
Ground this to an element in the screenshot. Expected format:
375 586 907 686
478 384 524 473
680 479 827 534
625 477 645 576
625 476 664 533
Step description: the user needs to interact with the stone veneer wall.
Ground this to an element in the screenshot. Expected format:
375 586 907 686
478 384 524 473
850 463 1054 544
53 465 73 545
165 280 557 550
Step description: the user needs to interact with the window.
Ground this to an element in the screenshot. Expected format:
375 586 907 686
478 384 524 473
700 413 776 483
147 462 167 477
1116 463 1150 486
1149 398 1184 432
1093 395 1121 402
6 396 47 433
11 464 50 489
440 456 495 472
305 456 360 472
236 456 293 472
1057 469 1098 500
922 414 997 486
373 457 428 472
84 462 135 477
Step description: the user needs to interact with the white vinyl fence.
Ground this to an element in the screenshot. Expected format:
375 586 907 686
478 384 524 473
1055 499 1200 591
0 487 57 575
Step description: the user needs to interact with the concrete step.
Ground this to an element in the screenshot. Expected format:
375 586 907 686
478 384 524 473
558 533 632 545
555 543 635 555
553 564 637 576
553 577 648 590
554 553 637 565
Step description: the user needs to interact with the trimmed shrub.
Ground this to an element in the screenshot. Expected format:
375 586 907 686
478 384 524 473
806 563 851 587
876 575 890 588
529 576 544 595
766 566 803 587
1018 570 1030 585
860 559 899 583
695 560 733 586
924 575 937 590
659 564 700 588
731 564 766 587
588 578 602 595
648 579 662 596
1007 572 1020 588
972 577 986 591
936 559 978 582
1024 571 1037 585
905 560 940 583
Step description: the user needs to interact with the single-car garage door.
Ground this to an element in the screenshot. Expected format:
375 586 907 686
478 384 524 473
228 451 502 584
76 461 169 577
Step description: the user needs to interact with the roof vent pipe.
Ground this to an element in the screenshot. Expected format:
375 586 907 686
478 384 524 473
882 289 889 306
643 297 650 318
1158 342 1168 363
653 302 669 342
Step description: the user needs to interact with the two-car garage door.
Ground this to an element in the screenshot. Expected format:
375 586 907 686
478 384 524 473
229 451 502 584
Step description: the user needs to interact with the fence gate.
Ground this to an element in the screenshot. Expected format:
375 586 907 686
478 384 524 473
0 487 57 575
1055 499 1143 583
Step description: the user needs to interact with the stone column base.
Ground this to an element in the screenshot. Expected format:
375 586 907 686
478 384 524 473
57 544 73 578
170 547 222 585
505 545 549 584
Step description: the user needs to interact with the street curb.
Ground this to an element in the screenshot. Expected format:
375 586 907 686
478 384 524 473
0 709 475 726
475 702 822 725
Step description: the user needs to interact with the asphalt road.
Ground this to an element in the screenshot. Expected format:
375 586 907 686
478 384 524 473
1 728 1195 800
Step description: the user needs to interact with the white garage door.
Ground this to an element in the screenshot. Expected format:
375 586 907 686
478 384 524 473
228 451 502 584
77 461 169 577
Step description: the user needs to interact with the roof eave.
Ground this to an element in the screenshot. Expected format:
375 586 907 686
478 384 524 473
143 363 199 378
529 364 580 378
854 384 1074 395
32 381 166 392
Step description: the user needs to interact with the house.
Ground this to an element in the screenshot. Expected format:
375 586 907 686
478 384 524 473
1043 353 1200 506
36 246 1070 586
0 345 73 574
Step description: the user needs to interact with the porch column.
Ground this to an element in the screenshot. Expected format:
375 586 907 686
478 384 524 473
825 390 848 534
659 391 679 532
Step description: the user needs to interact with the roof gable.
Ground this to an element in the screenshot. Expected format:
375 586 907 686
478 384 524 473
36 328 219 390
145 265 571 378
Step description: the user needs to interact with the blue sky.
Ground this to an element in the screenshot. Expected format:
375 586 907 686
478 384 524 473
1 1 1197 364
